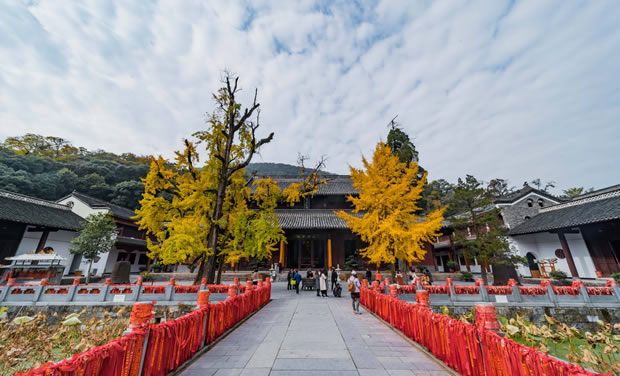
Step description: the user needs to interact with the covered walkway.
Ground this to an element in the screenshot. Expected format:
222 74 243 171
180 282 453 376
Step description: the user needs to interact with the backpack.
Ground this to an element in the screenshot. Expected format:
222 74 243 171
348 280 355 292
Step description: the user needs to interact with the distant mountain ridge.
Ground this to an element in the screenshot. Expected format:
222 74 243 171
247 162 335 176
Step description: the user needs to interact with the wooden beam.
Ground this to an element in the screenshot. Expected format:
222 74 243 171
36 230 49 252
558 231 579 278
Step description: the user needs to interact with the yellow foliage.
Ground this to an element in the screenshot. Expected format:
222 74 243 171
337 142 444 264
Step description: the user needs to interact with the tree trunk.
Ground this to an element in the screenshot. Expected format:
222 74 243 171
398 259 409 285
481 261 488 285
193 255 206 285
86 259 93 284
216 254 225 284
389 262 396 284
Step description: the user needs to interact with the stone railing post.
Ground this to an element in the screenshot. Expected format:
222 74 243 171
227 284 237 299
68 278 80 302
33 278 48 302
130 278 142 302
383 278 390 294
165 278 175 301
372 281 380 293
233 277 239 286
389 284 398 299
479 285 490 302
125 302 154 376
199 278 207 291
0 279 14 302
102 278 112 301
416 290 430 309
607 280 620 302
197 290 210 348
510 285 522 302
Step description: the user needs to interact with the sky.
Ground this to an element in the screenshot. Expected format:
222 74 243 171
1 1 619 193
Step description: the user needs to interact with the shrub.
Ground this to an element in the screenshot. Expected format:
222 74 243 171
445 260 458 271
416 265 427 272
612 272 620 284
150 263 162 272
344 254 359 270
460 271 474 282
550 270 568 281
139 271 154 281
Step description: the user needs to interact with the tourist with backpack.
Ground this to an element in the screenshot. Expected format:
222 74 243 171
294 269 302 294
287 270 294 290
348 271 362 314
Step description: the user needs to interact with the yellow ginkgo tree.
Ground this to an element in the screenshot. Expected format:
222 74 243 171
136 74 277 284
337 142 444 275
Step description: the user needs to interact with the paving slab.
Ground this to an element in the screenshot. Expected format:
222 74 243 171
178 282 454 376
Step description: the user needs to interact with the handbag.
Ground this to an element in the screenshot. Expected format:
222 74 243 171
291 279 296 285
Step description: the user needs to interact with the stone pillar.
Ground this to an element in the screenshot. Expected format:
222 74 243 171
228 284 237 298
128 302 154 331
234 277 239 285
416 290 430 308
389 284 398 298
197 290 210 308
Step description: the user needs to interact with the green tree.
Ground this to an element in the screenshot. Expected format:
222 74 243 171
111 180 145 209
451 175 525 285
563 187 594 199
69 213 117 284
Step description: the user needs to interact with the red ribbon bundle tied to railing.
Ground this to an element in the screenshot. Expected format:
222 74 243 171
17 282 271 376
359 285 608 376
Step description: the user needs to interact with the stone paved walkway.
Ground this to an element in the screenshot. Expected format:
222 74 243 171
180 282 453 376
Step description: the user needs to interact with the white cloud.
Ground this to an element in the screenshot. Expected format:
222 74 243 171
0 0 619 192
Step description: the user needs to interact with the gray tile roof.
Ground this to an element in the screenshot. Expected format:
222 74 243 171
275 209 360 230
509 188 620 235
0 190 83 231
62 191 137 220
253 176 357 196
495 186 562 204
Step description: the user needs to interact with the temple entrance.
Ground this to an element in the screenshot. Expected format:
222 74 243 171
286 234 327 270
526 252 540 278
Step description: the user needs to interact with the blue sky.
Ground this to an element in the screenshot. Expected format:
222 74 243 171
1 1 619 193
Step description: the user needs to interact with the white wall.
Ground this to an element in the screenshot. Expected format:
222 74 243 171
511 232 597 278
57 196 108 219
15 227 78 276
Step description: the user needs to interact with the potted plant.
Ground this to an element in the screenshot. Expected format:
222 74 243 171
460 271 474 282
445 260 458 272
150 263 162 273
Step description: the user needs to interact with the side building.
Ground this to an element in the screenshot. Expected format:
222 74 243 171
510 184 620 279
0 190 148 279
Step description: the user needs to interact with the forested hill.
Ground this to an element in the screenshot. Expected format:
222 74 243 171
0 146 149 209
0 134 332 210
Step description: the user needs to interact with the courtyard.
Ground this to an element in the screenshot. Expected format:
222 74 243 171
180 282 453 376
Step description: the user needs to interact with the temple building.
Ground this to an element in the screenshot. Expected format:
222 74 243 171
260 175 438 271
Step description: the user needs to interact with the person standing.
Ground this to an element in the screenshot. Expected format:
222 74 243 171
331 267 338 291
315 269 321 296
294 269 302 294
287 270 294 290
320 270 328 297
348 271 362 314
365 267 372 281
